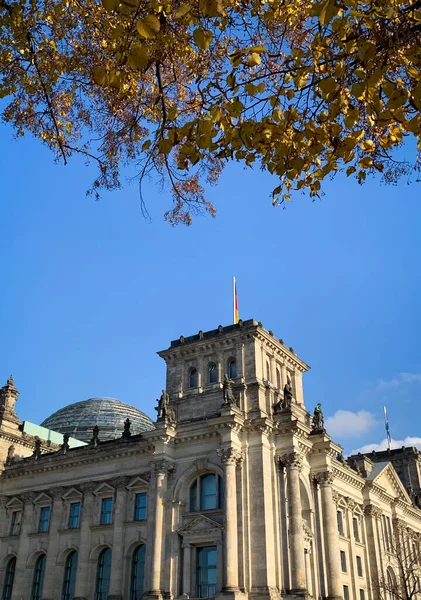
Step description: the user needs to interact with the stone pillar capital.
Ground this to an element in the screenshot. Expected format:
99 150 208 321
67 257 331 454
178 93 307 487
80 482 96 494
51 487 65 499
0 495 8 507
108 476 127 490
21 491 36 503
217 447 243 465
364 504 382 519
280 451 303 471
314 470 334 486
151 459 175 476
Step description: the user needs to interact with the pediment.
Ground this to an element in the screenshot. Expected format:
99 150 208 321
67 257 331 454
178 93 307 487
33 492 52 505
5 496 23 509
93 482 115 496
62 487 83 501
178 514 223 534
126 476 150 490
372 464 411 502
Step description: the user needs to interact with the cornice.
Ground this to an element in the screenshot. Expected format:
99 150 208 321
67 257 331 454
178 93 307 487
254 331 310 372
0 431 60 452
2 441 154 479
332 465 365 490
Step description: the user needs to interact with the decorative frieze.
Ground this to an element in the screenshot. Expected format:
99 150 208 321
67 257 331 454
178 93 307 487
364 504 382 519
315 470 334 486
216 447 243 465
279 451 303 471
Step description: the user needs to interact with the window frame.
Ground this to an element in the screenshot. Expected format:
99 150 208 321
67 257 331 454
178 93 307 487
2 556 16 600
31 554 46 600
100 498 113 526
134 493 147 522
360 590 365 600
208 363 217 384
95 548 112 600
196 546 217 599
340 550 347 573
356 555 363 578
353 516 360 542
38 506 51 533
68 502 81 530
337 510 345 536
9 511 21 536
62 551 78 600
228 359 237 379
130 545 146 600
189 367 198 389
343 585 350 600
190 474 224 512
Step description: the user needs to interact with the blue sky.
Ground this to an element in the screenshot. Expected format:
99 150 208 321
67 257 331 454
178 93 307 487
1 128 421 454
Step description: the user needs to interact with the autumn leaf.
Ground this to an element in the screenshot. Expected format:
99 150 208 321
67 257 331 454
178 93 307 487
136 15 160 39
193 28 213 49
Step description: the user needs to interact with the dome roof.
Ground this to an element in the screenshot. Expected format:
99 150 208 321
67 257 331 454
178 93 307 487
40 397 155 443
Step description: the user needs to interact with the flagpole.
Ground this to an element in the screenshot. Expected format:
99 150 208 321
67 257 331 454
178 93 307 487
233 276 236 324
384 405 392 451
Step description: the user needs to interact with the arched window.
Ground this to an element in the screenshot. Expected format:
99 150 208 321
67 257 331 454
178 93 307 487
189 368 198 388
276 368 281 389
387 568 398 600
2 557 16 600
208 363 217 384
95 548 112 600
190 474 224 512
228 359 237 379
130 545 146 600
62 551 78 600
31 554 46 600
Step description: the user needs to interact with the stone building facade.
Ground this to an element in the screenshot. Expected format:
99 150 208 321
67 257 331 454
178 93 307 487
0 319 421 600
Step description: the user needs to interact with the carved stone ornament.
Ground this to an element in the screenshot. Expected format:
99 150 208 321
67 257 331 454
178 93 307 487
332 490 341 504
315 471 334 486
152 459 175 476
108 476 127 490
393 517 406 533
80 482 96 494
21 491 36 503
0 495 8 508
217 447 243 465
302 519 313 541
347 498 357 512
364 504 382 519
51 487 65 499
280 452 303 471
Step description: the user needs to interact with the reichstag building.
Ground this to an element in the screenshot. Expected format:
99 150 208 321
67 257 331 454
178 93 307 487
0 319 420 600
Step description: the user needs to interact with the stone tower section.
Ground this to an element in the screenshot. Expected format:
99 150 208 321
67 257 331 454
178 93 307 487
158 319 310 423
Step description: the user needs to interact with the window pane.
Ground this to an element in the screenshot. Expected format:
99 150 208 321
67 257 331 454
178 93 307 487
96 549 112 600
357 556 363 577
200 474 217 510
197 547 217 598
209 364 217 384
189 369 198 388
337 511 344 536
343 586 349 600
228 360 237 379
39 507 51 533
360 590 365 600
353 517 360 542
190 480 198 512
9 511 21 536
2 557 16 600
340 551 347 572
135 494 147 521
130 545 146 600
62 551 78 600
31 555 46 600
276 369 281 389
100 498 113 525
68 503 80 529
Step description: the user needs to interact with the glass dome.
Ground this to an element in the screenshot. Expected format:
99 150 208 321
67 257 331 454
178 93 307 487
40 397 155 443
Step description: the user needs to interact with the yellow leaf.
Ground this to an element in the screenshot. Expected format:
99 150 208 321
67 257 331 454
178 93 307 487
346 166 356 176
316 0 339 25
318 77 336 95
102 0 119 11
358 41 377 62
175 4 191 18
351 82 365 99
359 157 373 168
136 15 160 39
193 28 213 50
158 138 173 154
127 43 149 70
142 139 152 151
247 52 261 67
199 0 223 16
360 139 375 152
92 65 108 86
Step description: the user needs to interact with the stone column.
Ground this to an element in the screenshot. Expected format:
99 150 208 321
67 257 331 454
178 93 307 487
74 483 95 600
182 543 192 596
217 447 243 592
108 477 127 600
316 472 342 600
282 452 306 593
11 492 35 600
42 488 65 600
281 364 287 388
304 549 313 597
147 459 174 598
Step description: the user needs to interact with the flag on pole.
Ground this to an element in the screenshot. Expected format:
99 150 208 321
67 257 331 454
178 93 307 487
384 406 392 451
233 277 239 324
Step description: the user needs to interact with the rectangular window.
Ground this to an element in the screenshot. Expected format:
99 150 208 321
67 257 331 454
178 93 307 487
360 590 365 600
68 502 81 529
134 493 147 521
340 550 347 573
39 507 51 533
356 556 363 577
343 585 350 600
9 510 21 536
197 546 217 598
353 517 360 542
337 511 345 536
100 498 113 525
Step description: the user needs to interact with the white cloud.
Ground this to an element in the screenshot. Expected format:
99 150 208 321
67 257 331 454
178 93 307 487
352 437 421 455
375 372 421 392
325 410 376 439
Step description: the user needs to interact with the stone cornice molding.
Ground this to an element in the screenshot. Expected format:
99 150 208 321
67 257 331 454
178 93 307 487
174 430 219 445
331 465 365 490
2 442 154 480
217 447 243 466
279 451 303 471
151 459 175 476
